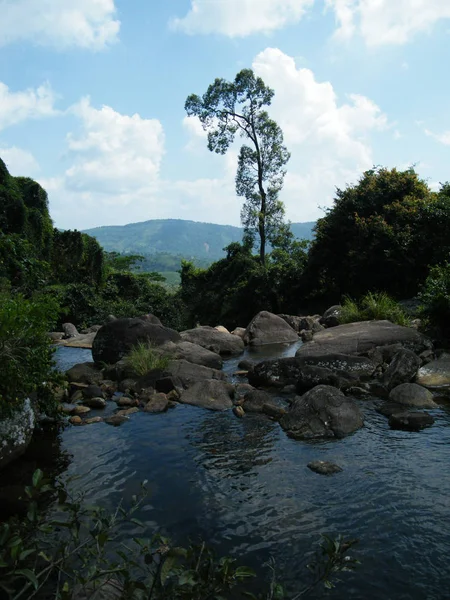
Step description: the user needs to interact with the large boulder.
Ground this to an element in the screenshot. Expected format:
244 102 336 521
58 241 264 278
244 311 299 346
416 356 450 395
280 385 364 440
381 349 421 391
293 353 377 379
0 399 35 470
296 366 352 394
166 359 227 389
66 362 104 385
158 341 222 370
389 383 437 408
180 326 244 356
62 323 79 339
297 321 431 358
320 305 342 328
278 314 324 333
92 317 181 365
179 380 234 411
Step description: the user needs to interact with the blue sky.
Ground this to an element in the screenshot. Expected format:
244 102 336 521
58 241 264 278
0 0 449 230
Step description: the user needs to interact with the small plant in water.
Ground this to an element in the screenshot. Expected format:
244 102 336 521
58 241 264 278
125 341 170 376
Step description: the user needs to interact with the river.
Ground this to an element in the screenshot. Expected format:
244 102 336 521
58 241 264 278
4 344 450 599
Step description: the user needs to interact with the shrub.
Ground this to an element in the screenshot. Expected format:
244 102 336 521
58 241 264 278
125 342 171 376
419 263 450 338
339 292 411 326
0 292 60 419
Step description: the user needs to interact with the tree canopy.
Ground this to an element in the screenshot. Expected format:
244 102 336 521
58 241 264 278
185 69 290 265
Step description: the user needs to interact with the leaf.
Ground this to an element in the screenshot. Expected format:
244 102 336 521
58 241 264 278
19 549 36 561
178 571 197 587
15 569 39 590
234 566 256 579
130 518 144 528
38 551 51 562
160 555 176 586
32 469 43 489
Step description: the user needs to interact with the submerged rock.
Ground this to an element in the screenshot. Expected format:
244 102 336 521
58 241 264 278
81 397 107 409
244 311 299 346
308 461 343 475
242 390 273 413
389 411 435 431
105 415 129 426
179 380 234 411
143 393 170 413
66 362 103 386
280 385 364 440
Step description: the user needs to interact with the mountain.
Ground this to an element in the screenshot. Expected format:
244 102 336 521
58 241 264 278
84 219 315 261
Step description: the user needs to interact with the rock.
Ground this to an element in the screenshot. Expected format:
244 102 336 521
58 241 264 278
165 359 227 388
62 323 79 339
242 390 273 413
308 461 343 475
376 403 405 418
155 376 180 394
215 325 230 334
143 393 170 413
262 403 286 419
233 406 245 418
179 380 234 411
82 397 107 409
231 327 247 340
49 332 64 341
320 305 342 328
278 314 305 332
66 362 103 386
70 390 84 403
280 385 364 440
234 383 255 400
0 399 35 470
416 357 450 395
366 381 389 398
116 407 139 417
159 340 223 369
296 366 351 394
346 386 372 399
389 383 437 408
83 384 105 399
104 415 129 426
118 379 138 393
84 417 103 424
82 324 102 334
74 406 91 415
92 317 181 365
301 331 314 343
69 416 83 425
60 403 78 415
297 321 431 358
63 332 97 349
238 359 255 370
381 349 421 391
294 353 377 379
105 314 117 323
244 311 299 346
180 326 244 356
116 396 139 407
389 411 435 431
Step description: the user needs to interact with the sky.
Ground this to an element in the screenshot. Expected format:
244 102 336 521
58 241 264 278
0 0 450 231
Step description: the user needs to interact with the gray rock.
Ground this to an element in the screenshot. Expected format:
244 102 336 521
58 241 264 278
280 385 364 440
238 359 255 370
82 397 107 409
308 461 343 475
244 311 299 346
92 317 181 364
66 362 103 385
49 332 64 341
83 384 105 399
297 321 431 358
180 380 234 411
381 349 421 390
320 305 342 328
234 383 255 400
143 393 170 413
376 403 405 418
231 327 246 340
116 396 139 407
301 330 314 343
104 415 129 426
389 411 435 431
180 326 244 356
416 357 450 395
62 323 79 339
293 353 377 379
389 383 437 408
233 406 245 418
116 407 139 417
165 359 227 388
159 340 223 369
296 365 351 394
262 403 286 419
242 390 273 413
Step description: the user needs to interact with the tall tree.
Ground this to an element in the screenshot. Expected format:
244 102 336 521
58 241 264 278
185 69 290 265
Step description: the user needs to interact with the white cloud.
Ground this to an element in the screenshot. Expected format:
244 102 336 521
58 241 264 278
0 0 119 50
425 128 450 145
0 81 57 131
170 0 314 36
0 146 40 176
251 48 388 220
326 0 450 46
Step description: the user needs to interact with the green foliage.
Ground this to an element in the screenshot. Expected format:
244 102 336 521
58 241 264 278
51 230 104 287
306 167 450 301
0 235 51 294
419 263 450 338
186 69 290 265
339 292 411 326
0 470 359 600
125 342 170 376
0 293 60 419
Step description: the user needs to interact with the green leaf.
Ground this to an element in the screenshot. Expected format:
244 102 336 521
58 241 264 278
32 469 43 489
234 566 256 579
19 549 36 561
160 555 176 586
15 568 39 590
130 518 144 528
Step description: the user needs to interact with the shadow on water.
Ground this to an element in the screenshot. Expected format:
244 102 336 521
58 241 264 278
3 344 450 600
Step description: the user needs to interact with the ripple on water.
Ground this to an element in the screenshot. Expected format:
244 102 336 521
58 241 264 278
50 345 450 600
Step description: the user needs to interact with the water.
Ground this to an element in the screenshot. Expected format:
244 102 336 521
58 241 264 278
6 345 450 599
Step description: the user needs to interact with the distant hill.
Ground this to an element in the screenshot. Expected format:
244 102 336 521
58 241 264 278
84 219 315 261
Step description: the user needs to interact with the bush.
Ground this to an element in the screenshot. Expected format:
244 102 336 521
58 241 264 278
419 263 450 338
0 293 60 419
339 292 411 326
125 342 171 376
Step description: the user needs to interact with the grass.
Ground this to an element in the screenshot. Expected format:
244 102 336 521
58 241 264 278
339 292 411 327
125 341 171 376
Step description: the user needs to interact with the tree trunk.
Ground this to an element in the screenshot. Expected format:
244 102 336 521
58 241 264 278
259 190 266 266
